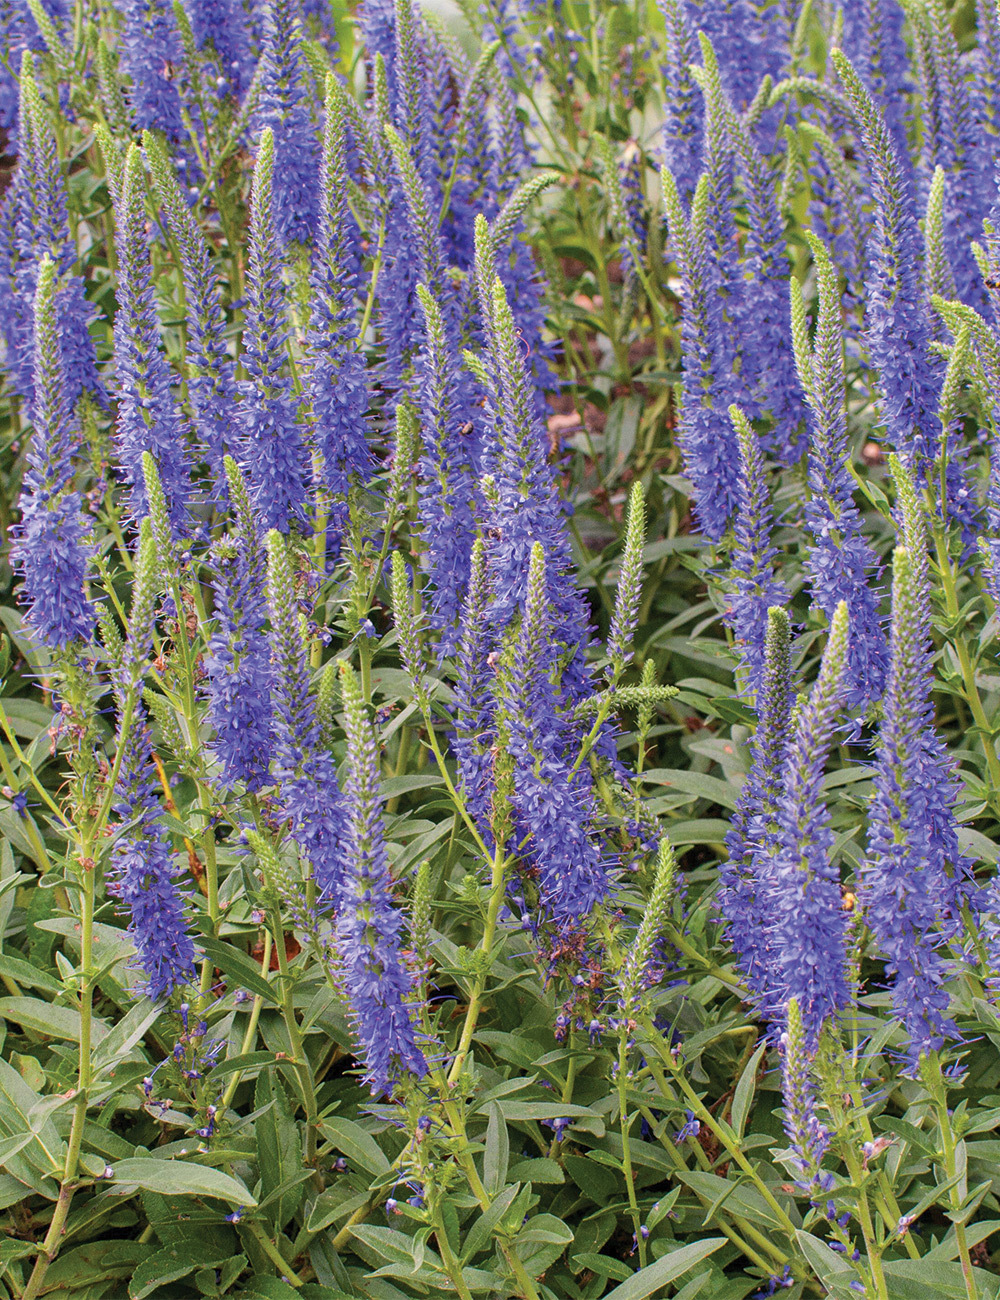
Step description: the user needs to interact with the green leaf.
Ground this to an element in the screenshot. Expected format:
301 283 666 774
92 998 161 1074
0 953 63 994
350 1224 445 1278
198 936 274 1002
573 1252 634 1282
0 995 99 1042
674 1171 784 1231
43 1241 151 1290
603 395 642 479
483 1102 509 1196
730 1041 766 1140
0 1174 34 1210
794 1229 855 1298
642 769 738 810
209 1050 282 1081
514 1213 574 1277
600 1239 726 1300
484 1099 605 1136
319 1117 390 1176
461 1184 522 1263
108 1158 257 1205
129 1241 234 1299
882 1260 1000 1299
507 1157 565 1184
564 1154 620 1201
0 1132 34 1166
236 1278 303 1299
0 1239 35 1266
305 1187 369 1235
516 1214 574 1247
0 1057 65 1195
255 1071 304 1231
663 819 734 847
381 774 443 797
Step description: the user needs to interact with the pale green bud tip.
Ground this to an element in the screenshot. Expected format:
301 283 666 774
338 659 360 704
803 229 829 263
766 605 790 635
35 255 57 300
728 406 754 456
824 601 849 675
244 828 273 862
415 284 441 329
652 837 676 896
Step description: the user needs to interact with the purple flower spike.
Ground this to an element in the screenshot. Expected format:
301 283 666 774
111 144 191 534
500 543 608 926
768 601 851 1044
12 257 94 650
256 0 320 246
119 0 186 140
337 661 428 1094
834 50 940 472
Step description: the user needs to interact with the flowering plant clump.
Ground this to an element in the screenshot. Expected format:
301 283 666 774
5 1 1000 1298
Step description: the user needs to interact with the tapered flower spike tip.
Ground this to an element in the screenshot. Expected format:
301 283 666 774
794 228 887 706
724 406 788 699
620 838 676 1020
823 601 849 684
607 480 646 675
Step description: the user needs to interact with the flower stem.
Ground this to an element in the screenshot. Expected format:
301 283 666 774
926 1055 978 1300
617 1033 647 1266
447 839 508 1085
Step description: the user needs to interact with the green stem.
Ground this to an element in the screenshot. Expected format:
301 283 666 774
932 533 1000 799
433 1206 475 1300
617 1034 647 1266
420 715 494 862
243 1220 303 1288
356 219 386 346
642 1024 801 1242
844 1081 921 1262
221 931 272 1111
927 1056 978 1300
20 847 96 1300
0 711 66 821
447 839 508 1085
633 1099 791 1274
842 1147 889 1300
270 903 319 1169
